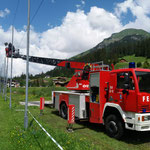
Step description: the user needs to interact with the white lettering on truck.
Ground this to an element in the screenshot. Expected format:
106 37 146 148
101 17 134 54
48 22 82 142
143 96 150 102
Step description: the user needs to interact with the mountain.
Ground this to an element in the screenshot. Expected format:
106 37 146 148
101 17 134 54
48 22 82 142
72 28 150 59
32 28 150 78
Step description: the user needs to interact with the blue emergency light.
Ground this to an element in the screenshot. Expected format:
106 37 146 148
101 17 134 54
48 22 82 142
143 108 146 113
129 62 136 68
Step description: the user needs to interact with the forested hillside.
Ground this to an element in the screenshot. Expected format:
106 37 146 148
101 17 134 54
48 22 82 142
75 37 150 64
72 28 150 59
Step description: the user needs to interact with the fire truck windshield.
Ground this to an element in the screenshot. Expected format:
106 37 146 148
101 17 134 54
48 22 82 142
135 71 150 93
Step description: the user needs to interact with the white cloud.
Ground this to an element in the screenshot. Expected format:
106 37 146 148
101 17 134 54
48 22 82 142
81 0 85 5
76 0 85 9
51 0 55 3
5 8 10 14
0 8 10 18
115 0 150 31
41 7 122 55
47 23 53 28
0 7 123 76
115 0 133 17
76 4 81 9
0 7 122 76
88 7 122 32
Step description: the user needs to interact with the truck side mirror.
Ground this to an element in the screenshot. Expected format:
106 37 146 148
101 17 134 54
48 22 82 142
123 73 130 94
123 73 130 89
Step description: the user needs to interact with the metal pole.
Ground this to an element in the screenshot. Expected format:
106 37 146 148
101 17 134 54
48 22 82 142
24 0 30 129
5 57 9 101
0 68 1 94
3 57 6 97
9 26 14 109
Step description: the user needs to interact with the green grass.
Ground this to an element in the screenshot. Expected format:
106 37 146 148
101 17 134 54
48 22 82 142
6 86 67 103
115 55 150 69
123 55 150 63
1 86 150 149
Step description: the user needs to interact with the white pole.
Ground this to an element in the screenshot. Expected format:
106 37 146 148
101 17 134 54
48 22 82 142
5 57 9 101
3 57 6 97
24 0 30 129
9 26 14 108
0 68 2 93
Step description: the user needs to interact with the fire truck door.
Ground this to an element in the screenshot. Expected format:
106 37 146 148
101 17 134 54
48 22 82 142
115 72 137 112
89 72 101 123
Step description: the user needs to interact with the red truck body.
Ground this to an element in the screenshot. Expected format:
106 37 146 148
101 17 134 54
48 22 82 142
53 66 150 139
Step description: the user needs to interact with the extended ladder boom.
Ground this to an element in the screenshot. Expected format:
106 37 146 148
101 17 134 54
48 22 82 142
18 54 86 70
4 42 109 91
5 44 86 70
4 42 109 71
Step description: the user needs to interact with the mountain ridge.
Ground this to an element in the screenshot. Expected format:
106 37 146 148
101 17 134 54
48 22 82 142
72 28 150 59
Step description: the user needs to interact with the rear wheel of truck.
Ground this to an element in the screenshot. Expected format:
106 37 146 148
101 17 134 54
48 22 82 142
60 103 68 119
105 114 124 139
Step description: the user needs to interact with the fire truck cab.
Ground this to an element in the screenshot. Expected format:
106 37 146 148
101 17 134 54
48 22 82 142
53 63 150 139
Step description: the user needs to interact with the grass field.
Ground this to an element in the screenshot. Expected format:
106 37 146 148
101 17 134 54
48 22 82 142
115 55 150 69
1 87 150 150
6 86 67 102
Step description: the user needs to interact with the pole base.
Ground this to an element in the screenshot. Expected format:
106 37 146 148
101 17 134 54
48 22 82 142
66 124 74 132
40 109 43 115
24 116 28 129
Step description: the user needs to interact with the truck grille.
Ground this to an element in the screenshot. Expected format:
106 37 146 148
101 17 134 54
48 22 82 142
139 105 150 112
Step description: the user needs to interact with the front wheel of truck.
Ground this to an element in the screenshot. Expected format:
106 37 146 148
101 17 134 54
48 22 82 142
105 114 124 139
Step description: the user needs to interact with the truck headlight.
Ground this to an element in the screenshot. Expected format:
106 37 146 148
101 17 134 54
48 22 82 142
142 116 150 121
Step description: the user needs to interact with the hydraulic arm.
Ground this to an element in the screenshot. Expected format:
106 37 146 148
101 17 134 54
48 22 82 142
4 42 86 70
4 43 109 91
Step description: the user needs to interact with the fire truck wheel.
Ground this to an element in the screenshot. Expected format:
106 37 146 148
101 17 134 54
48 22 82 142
105 114 124 139
60 103 68 119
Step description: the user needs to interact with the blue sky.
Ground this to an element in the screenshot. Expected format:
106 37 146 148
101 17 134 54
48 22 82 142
0 0 132 32
0 0 150 76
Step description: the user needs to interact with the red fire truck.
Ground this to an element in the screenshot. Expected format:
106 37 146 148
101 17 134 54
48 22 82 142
52 62 150 139
5 44 150 139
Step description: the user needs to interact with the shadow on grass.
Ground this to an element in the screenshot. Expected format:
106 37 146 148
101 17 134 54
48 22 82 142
77 119 150 144
78 120 150 145
52 110 150 145
76 120 105 132
33 134 44 150
121 130 150 144
51 110 60 116
29 119 44 150
51 110 105 133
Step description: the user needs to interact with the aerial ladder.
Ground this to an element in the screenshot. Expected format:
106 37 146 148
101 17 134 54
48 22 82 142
4 42 109 91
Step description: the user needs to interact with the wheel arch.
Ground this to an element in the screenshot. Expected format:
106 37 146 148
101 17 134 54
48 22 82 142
103 103 126 124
